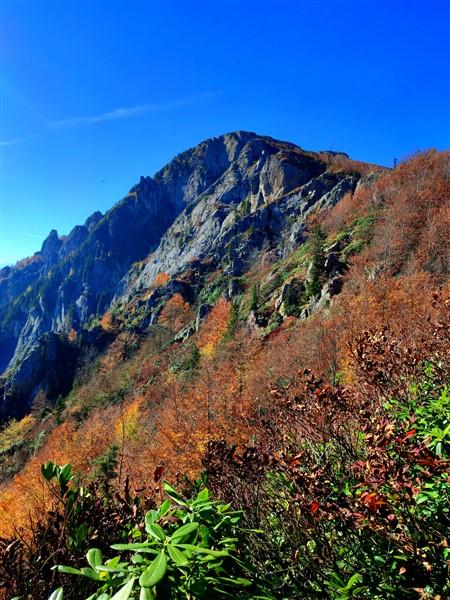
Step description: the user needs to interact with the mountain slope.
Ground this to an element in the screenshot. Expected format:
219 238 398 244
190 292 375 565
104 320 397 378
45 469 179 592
0 131 379 420
0 146 448 585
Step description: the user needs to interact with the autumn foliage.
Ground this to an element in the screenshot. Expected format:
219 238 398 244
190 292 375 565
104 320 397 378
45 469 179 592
158 293 194 333
151 271 170 289
0 151 448 599
197 297 232 356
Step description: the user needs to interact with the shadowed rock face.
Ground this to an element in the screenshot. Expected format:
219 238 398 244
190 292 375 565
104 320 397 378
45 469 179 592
0 131 365 420
0 333 79 422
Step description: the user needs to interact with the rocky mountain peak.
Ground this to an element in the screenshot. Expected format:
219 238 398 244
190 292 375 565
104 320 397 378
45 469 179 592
84 210 103 232
40 229 62 265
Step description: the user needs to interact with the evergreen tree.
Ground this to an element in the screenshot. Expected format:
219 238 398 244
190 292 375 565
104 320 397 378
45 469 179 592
93 444 119 497
185 341 201 373
249 283 260 313
283 284 300 317
53 395 66 425
307 225 326 299
224 300 240 341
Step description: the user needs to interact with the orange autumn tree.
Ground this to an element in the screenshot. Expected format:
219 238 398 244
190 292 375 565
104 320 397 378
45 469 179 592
151 272 170 289
100 311 118 332
197 297 232 357
147 330 254 481
158 293 194 333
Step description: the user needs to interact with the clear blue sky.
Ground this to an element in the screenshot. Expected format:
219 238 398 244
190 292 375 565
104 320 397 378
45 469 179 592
1 0 449 265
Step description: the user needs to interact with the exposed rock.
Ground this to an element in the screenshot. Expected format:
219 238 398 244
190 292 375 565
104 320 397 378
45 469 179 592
196 304 212 332
40 230 62 265
327 275 343 297
324 238 349 276
326 238 349 254
324 252 342 276
0 333 79 422
84 210 103 232
312 276 344 313
247 309 268 330
174 322 196 342
227 278 241 298
276 278 305 316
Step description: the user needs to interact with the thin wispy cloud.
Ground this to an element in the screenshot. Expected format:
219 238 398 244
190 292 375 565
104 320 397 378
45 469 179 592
1 91 221 145
0 133 39 147
49 91 221 130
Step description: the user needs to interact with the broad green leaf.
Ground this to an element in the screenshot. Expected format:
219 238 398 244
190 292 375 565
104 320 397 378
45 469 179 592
198 555 225 566
210 576 252 587
59 464 73 482
111 543 155 551
139 551 167 588
339 573 363 592
167 543 189 566
49 588 64 600
176 543 229 557
195 488 209 502
111 578 136 600
196 503 214 513
145 510 159 526
145 519 166 542
80 567 101 581
139 587 155 600
86 548 103 568
163 482 187 505
75 523 88 545
95 565 127 573
241 528 263 535
205 577 252 587
170 522 199 542
132 554 144 564
41 461 57 481
56 565 84 576
158 499 171 516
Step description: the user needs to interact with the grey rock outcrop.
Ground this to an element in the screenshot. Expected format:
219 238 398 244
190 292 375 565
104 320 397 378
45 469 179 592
41 230 62 266
118 134 358 305
196 304 212 332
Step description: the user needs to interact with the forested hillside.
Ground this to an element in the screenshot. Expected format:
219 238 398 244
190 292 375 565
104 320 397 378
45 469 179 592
0 138 448 599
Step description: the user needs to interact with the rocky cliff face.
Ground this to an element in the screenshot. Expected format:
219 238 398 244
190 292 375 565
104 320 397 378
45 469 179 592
0 131 372 421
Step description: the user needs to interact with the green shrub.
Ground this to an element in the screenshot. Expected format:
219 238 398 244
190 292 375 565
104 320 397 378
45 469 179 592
50 482 267 600
306 225 326 299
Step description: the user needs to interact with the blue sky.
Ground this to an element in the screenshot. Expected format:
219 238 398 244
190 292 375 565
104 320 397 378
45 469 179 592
1 0 449 265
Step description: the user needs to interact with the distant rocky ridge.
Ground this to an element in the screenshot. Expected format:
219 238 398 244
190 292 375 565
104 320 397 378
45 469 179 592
0 131 377 421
